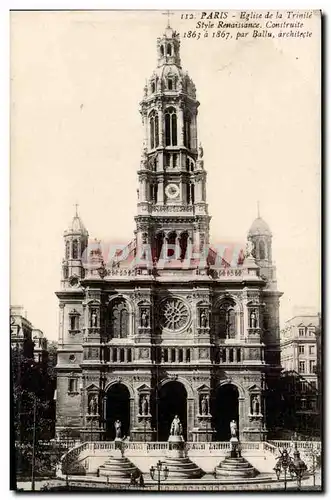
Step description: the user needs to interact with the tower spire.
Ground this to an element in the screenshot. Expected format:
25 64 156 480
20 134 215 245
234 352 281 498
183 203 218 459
74 203 79 217
162 10 174 28
257 201 260 218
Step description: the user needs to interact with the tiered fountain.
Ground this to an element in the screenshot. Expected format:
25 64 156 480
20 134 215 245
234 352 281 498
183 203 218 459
98 420 141 480
160 415 204 479
215 420 259 479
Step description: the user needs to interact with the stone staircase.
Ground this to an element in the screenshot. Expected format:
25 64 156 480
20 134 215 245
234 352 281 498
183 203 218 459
57 440 321 480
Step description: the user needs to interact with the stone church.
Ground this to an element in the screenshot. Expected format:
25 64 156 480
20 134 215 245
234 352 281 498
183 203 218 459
55 25 282 443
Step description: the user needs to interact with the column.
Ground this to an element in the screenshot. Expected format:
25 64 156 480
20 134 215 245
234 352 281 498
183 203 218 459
226 347 230 363
175 235 181 259
157 180 164 204
130 398 135 437
158 106 164 147
178 104 184 147
238 397 245 439
233 348 237 363
124 349 128 363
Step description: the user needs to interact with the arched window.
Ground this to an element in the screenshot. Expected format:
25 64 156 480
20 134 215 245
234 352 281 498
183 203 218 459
218 300 236 339
65 241 70 259
109 298 129 339
160 45 164 56
167 43 172 56
151 81 156 93
149 111 159 149
165 107 177 146
72 240 79 259
184 112 192 149
259 240 266 260
168 78 173 90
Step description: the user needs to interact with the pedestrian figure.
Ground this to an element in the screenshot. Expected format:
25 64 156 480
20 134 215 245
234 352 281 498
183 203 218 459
139 473 145 488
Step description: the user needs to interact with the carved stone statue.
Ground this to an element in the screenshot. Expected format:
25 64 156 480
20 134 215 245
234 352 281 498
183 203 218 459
252 396 260 415
200 310 208 328
230 419 238 438
198 143 204 159
201 396 208 415
90 309 98 328
141 396 149 415
141 309 149 328
114 420 122 439
245 240 255 258
89 395 98 415
170 415 183 436
250 310 257 329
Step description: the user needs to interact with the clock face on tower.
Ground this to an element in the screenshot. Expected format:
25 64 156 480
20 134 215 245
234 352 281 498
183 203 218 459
165 183 180 200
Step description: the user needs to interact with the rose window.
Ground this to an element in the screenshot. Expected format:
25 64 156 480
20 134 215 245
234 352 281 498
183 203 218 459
160 299 189 331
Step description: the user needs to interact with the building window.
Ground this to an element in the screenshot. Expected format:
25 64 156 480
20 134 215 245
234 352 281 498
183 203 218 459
310 380 317 389
308 328 314 336
69 310 79 331
151 81 156 93
299 345 305 354
165 107 177 146
259 240 266 260
309 360 316 373
299 328 305 336
299 361 305 374
65 241 70 259
184 112 192 149
168 78 173 90
167 43 172 56
68 378 78 393
309 345 315 355
109 298 129 339
149 110 159 150
72 239 79 259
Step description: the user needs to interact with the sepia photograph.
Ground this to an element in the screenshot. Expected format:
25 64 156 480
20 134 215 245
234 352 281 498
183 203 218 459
10 9 321 491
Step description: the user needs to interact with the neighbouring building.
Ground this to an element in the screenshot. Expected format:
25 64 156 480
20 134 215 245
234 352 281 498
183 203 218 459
278 310 321 437
10 305 34 359
280 311 319 389
32 329 49 364
55 24 282 443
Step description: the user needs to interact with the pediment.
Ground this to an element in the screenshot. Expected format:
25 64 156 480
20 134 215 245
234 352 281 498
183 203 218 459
85 383 99 392
137 383 150 392
197 384 210 393
248 384 260 392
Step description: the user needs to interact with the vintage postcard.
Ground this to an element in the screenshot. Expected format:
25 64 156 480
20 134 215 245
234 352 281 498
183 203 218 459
10 9 321 492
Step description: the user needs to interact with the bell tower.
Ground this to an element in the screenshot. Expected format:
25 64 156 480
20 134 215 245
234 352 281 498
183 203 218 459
135 25 210 267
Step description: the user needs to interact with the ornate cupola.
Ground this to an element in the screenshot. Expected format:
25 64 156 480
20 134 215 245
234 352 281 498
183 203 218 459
135 24 210 268
62 206 89 287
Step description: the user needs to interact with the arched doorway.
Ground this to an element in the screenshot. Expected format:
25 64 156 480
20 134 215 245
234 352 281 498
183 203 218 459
105 383 130 440
213 384 239 441
157 381 187 441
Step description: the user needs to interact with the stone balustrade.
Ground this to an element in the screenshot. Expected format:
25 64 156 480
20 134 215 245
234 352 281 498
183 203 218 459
84 345 263 365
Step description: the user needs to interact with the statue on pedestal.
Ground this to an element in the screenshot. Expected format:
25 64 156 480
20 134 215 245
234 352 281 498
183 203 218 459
141 396 149 415
90 309 98 328
141 309 149 328
201 396 208 415
89 395 98 415
230 419 238 438
114 419 122 439
170 415 183 436
252 396 260 415
250 310 257 329
200 310 208 328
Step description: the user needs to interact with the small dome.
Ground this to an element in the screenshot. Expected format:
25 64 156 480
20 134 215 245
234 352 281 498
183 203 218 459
248 216 271 237
65 213 88 235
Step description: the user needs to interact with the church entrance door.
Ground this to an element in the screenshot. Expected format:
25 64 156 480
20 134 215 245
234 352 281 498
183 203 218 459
105 383 130 440
157 381 187 441
213 384 239 441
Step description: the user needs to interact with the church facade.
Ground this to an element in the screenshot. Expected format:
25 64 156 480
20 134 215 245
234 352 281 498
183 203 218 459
55 25 282 443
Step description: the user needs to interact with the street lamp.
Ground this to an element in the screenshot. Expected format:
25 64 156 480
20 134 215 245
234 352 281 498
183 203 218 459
274 445 307 490
150 460 169 491
290 444 308 490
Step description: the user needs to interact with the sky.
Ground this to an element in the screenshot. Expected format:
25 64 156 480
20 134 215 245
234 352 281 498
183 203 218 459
10 10 321 340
